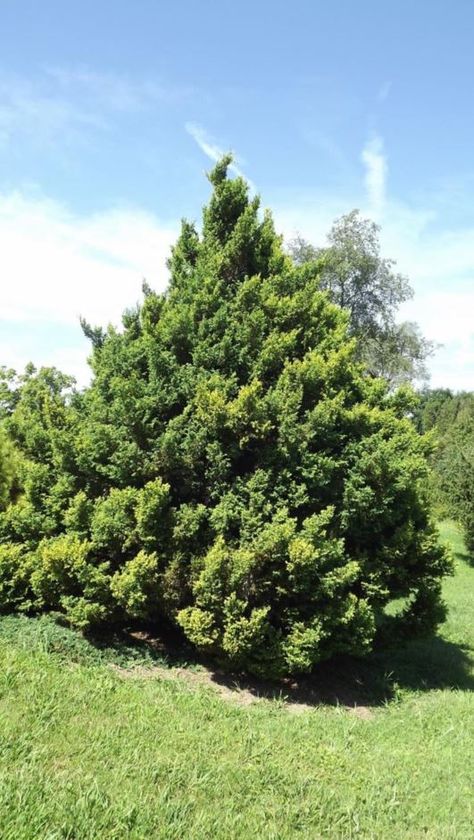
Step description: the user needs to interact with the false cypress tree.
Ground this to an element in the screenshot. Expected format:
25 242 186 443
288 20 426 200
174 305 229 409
0 158 451 677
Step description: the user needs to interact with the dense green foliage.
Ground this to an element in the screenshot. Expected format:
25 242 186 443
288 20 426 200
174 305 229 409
289 211 434 385
0 523 472 839
0 428 17 512
415 389 474 550
0 159 450 677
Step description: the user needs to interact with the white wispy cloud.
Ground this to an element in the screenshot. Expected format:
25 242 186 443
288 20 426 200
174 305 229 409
0 77 105 150
380 206 474 390
361 134 387 215
185 122 256 191
400 290 474 390
0 189 177 382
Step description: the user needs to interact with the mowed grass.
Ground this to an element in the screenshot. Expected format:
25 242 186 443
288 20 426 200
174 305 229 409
0 523 472 839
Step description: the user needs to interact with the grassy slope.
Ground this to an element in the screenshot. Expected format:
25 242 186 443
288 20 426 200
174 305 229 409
0 522 472 840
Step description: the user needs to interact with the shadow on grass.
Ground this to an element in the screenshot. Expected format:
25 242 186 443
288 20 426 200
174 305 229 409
206 636 474 709
1 612 472 710
438 520 473 568
92 625 474 710
456 544 474 568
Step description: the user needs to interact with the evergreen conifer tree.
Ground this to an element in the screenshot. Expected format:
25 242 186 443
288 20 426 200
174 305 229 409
0 159 451 677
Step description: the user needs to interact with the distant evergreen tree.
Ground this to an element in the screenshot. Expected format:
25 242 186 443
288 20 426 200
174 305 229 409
416 389 474 551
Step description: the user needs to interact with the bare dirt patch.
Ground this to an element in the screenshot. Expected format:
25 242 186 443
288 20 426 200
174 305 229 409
110 641 376 717
111 661 258 707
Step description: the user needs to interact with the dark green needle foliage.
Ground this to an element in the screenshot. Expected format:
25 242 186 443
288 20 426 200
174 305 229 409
415 389 474 552
0 158 450 677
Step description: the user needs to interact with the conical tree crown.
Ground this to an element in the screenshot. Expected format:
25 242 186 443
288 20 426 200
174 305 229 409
0 160 450 677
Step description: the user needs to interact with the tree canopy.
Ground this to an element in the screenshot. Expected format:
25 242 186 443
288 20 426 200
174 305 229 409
288 211 435 386
416 389 474 551
0 159 450 677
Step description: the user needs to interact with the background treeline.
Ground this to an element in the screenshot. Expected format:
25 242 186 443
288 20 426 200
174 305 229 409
0 159 454 677
415 389 474 550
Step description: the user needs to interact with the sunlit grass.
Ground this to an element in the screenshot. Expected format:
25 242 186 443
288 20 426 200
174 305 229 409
0 522 472 839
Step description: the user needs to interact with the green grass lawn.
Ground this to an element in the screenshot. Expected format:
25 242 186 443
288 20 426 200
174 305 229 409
0 522 472 839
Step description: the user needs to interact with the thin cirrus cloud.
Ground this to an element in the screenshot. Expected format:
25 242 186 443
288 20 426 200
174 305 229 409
185 122 256 192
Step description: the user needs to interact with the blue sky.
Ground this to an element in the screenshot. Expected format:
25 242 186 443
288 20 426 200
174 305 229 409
1 0 473 388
